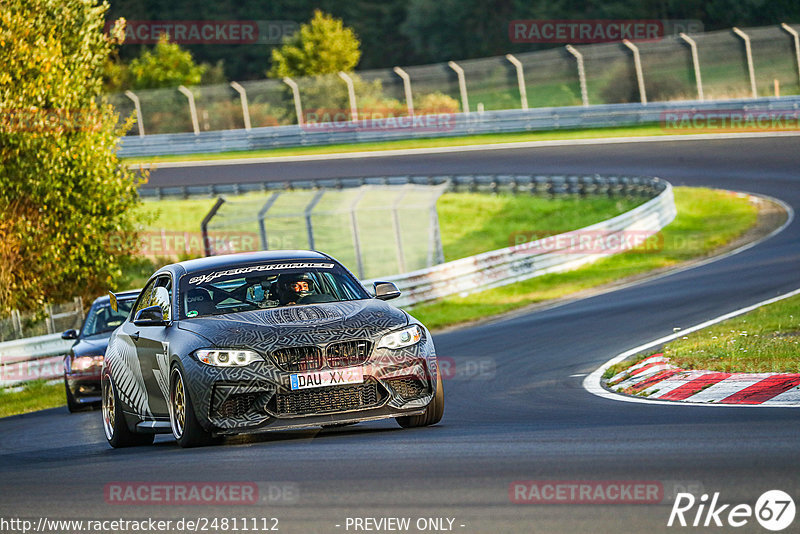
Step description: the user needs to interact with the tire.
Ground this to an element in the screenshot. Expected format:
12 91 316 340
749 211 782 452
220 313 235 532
65 376 82 413
396 366 444 428
169 366 217 448
102 377 154 448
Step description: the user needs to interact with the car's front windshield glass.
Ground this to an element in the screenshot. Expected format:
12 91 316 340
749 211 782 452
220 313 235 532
179 260 369 319
81 299 135 337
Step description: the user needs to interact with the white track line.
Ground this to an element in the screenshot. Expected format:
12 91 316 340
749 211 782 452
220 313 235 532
129 131 800 169
583 287 800 408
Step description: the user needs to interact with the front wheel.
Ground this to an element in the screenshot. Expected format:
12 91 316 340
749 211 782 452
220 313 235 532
170 366 216 448
396 366 444 428
102 377 154 448
65 377 82 413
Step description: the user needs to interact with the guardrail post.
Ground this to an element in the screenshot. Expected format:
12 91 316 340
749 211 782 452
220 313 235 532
201 197 225 256
565 45 589 107
338 72 359 122
505 54 528 110
393 66 414 116
123 90 145 137
622 39 647 105
229 81 252 131
733 27 758 98
177 85 200 135
781 23 800 88
282 77 304 126
304 190 325 250
448 61 470 114
679 33 704 101
257 192 281 250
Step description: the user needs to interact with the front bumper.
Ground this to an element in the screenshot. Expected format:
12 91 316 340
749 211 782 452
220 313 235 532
182 336 438 434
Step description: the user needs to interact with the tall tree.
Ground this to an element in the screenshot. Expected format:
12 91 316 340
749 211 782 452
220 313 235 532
0 0 144 314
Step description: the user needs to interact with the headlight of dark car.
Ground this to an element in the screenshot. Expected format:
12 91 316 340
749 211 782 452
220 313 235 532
377 325 423 350
194 349 262 367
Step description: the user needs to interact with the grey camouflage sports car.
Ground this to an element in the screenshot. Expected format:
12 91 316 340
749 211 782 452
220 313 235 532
102 250 443 448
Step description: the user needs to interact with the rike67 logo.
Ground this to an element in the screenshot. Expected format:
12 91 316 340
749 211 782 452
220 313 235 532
668 490 795 531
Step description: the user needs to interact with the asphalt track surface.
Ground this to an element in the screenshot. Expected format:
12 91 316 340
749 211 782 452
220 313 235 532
2 136 800 533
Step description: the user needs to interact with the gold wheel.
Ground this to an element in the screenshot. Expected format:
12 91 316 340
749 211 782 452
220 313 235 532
170 370 186 439
102 380 115 440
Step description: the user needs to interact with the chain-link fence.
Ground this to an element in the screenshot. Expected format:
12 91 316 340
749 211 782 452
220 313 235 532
110 24 800 136
0 298 84 342
203 184 447 279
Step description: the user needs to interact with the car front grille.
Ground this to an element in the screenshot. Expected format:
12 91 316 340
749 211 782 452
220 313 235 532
213 392 260 419
274 380 381 416
270 346 324 372
387 377 429 400
326 340 372 368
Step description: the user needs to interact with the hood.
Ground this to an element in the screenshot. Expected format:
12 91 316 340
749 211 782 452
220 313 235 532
176 299 407 351
72 335 111 357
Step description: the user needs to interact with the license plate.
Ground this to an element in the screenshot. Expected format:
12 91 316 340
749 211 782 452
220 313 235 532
290 366 364 390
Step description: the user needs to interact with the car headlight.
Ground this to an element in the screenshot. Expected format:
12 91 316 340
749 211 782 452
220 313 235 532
377 325 423 350
71 355 104 372
194 349 262 367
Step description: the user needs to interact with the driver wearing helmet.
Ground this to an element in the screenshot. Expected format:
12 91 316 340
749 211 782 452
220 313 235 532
276 273 314 306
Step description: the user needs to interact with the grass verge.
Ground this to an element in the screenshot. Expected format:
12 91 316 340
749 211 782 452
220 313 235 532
123 124 674 164
0 380 66 418
408 187 761 331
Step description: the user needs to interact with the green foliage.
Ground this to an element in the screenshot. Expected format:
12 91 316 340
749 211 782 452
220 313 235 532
0 0 144 315
129 35 206 89
269 10 361 78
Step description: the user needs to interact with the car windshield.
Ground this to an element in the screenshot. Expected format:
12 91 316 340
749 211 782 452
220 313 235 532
180 260 370 319
81 299 135 337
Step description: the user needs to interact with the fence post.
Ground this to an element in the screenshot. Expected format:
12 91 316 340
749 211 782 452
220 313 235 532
505 54 529 110
282 77 304 126
11 310 23 338
177 85 200 135
124 90 145 137
257 192 281 250
679 33 704 101
304 190 325 250
565 45 589 106
201 197 226 257
349 188 367 279
391 186 410 273
622 39 647 105
732 27 758 98
448 61 470 114
229 82 252 131
393 66 414 116
781 23 800 88
338 72 359 121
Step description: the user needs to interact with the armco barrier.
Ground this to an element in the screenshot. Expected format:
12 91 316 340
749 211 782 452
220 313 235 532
119 96 800 159
0 333 71 387
363 178 676 308
0 175 675 387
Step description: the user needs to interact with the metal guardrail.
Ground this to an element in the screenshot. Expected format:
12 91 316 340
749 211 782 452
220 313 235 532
363 177 675 308
121 96 800 159
0 333 70 387
0 174 674 386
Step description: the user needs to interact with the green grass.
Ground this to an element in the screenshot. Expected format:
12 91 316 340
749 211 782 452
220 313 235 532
659 294 800 374
0 380 66 418
407 187 759 331
123 124 676 164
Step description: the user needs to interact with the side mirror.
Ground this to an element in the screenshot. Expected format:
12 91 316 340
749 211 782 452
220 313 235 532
374 281 401 301
133 305 167 326
61 329 79 340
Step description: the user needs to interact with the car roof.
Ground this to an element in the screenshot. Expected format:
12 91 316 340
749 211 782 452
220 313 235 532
171 250 334 275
